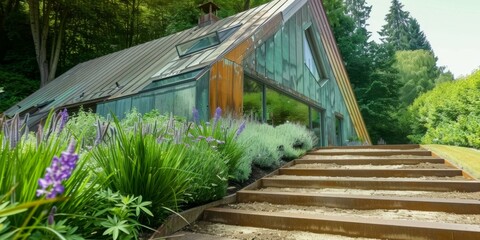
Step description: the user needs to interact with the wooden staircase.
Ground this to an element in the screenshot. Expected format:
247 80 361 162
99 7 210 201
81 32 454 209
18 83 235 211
202 144 480 240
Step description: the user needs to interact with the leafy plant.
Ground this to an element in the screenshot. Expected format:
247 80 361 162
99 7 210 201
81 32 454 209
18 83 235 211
189 107 247 181
408 69 480 148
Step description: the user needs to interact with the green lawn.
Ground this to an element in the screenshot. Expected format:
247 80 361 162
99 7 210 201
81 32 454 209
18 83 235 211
422 144 480 179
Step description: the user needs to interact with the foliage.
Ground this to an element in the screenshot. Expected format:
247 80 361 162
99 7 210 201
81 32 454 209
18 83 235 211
379 0 431 52
91 115 229 223
66 107 105 147
393 50 440 105
62 189 153 240
238 121 316 170
408 70 480 148
0 69 39 113
0 111 99 227
189 108 246 180
275 123 316 159
238 123 282 168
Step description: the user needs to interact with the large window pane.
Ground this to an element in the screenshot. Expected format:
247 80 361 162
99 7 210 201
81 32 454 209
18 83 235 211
266 88 308 127
311 110 324 146
243 77 263 121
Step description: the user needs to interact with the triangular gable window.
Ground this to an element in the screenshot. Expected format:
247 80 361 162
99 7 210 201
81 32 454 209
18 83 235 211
304 26 328 87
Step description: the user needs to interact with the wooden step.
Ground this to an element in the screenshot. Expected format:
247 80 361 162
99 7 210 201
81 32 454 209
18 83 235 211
278 168 463 178
261 177 480 192
237 190 480 214
311 150 432 156
295 157 445 165
203 208 480 240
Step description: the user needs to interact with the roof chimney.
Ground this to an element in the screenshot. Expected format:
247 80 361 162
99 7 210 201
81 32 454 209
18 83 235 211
198 1 220 27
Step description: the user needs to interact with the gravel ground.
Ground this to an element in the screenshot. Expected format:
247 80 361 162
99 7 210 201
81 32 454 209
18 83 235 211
225 202 480 225
314 148 424 152
290 162 453 169
258 187 480 200
270 174 469 181
186 221 380 240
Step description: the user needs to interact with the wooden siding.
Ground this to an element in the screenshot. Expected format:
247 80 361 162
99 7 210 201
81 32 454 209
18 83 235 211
209 59 243 117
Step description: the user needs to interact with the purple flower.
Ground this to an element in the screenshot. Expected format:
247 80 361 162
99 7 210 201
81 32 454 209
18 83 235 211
216 140 225 145
192 108 200 124
236 121 246 138
48 206 57 225
212 107 222 128
205 136 215 143
37 140 79 199
58 108 69 133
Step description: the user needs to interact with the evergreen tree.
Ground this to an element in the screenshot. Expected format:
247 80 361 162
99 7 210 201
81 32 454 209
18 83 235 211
407 18 432 51
379 0 411 51
344 0 372 30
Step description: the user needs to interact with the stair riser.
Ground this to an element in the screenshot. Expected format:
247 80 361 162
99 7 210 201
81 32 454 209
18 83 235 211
295 158 445 165
311 150 431 156
279 169 462 178
204 208 480 240
261 179 480 192
237 191 480 214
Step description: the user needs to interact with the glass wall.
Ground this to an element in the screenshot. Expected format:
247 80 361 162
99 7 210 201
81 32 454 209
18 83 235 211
266 88 309 127
335 116 343 146
243 77 264 121
311 109 325 147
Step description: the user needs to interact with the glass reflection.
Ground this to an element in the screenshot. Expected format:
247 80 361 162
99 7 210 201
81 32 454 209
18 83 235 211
243 77 263 121
266 88 309 127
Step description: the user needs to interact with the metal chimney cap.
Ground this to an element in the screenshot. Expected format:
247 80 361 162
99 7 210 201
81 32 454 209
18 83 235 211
198 1 220 13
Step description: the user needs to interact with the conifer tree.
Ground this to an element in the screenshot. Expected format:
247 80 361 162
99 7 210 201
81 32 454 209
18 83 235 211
407 18 432 51
379 0 411 51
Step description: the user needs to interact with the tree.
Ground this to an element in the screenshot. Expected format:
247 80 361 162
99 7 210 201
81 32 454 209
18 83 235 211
379 0 410 51
27 0 71 86
344 0 371 30
407 18 431 51
393 50 439 105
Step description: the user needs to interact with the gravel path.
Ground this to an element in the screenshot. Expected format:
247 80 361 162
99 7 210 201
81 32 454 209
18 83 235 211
259 187 480 200
226 202 480 225
290 162 453 169
187 221 380 240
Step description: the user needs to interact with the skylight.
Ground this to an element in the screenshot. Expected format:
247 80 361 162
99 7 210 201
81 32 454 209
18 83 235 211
176 32 220 57
176 24 241 57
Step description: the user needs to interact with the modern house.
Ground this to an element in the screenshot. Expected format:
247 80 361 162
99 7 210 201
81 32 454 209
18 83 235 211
4 0 371 145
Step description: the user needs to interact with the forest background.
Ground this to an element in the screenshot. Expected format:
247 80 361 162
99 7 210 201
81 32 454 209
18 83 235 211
1 0 477 147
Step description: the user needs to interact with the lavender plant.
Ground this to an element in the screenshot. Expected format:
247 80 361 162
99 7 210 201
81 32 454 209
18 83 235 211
189 107 247 181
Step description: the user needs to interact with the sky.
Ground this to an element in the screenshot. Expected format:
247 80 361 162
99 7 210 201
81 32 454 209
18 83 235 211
365 0 480 78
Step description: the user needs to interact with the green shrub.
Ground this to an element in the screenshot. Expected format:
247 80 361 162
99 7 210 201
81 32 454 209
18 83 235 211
275 122 316 159
189 107 246 181
66 107 105 146
238 123 282 169
408 69 480 148
0 111 104 240
91 117 229 223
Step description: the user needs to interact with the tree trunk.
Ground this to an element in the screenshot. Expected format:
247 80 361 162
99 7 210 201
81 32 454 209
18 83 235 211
28 0 51 87
48 12 65 81
243 0 251 10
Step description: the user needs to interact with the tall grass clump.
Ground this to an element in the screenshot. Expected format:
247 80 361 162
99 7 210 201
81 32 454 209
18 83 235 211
66 107 105 146
189 107 247 181
0 110 100 237
91 116 229 222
